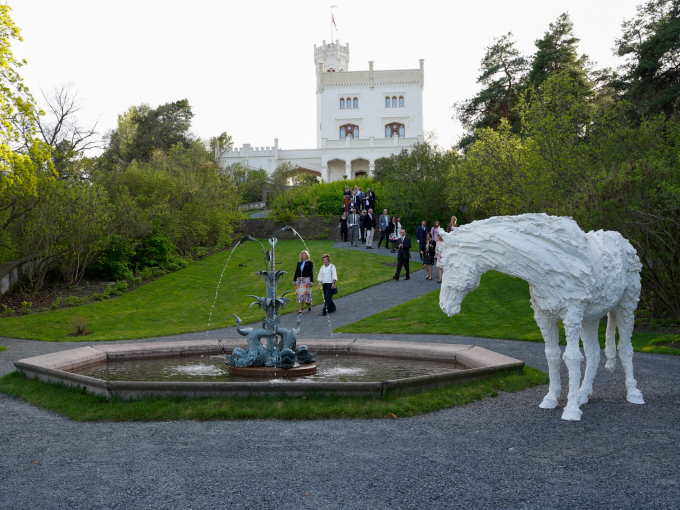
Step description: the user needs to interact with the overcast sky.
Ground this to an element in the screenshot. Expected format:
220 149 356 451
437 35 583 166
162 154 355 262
12 0 642 152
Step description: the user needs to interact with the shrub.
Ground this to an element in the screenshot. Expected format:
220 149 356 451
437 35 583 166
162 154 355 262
115 280 128 292
1 304 15 317
64 296 85 307
20 301 32 314
89 235 135 280
69 315 91 336
50 297 62 310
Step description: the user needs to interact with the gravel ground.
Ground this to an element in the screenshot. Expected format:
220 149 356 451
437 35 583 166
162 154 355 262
1 254 679 509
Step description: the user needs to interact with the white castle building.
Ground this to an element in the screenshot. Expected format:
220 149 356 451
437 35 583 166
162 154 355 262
220 40 424 182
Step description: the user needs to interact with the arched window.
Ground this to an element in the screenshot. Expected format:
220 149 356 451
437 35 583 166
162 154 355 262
385 123 405 138
327 68 335 72
340 124 359 140
385 97 390 107
346 97 352 109
399 96 404 107
392 97 397 107
353 98 358 108
340 98 345 109
355 171 367 178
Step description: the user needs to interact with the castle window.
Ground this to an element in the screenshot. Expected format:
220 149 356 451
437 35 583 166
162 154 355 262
385 97 390 108
392 97 397 107
385 123 405 138
346 97 352 109
340 124 359 140
353 98 358 108
399 96 404 107
340 98 345 109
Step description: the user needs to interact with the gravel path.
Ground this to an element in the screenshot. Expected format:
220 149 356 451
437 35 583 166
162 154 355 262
1 246 679 508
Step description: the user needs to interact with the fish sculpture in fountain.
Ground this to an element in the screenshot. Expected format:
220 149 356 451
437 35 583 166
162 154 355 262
437 213 644 421
225 233 316 369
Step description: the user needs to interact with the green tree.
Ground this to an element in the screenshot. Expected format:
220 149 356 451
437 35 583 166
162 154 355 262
373 142 456 228
527 13 593 93
454 33 529 150
102 99 195 166
0 5 53 197
613 0 680 118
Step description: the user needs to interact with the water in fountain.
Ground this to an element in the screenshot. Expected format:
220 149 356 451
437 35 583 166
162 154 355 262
206 240 244 336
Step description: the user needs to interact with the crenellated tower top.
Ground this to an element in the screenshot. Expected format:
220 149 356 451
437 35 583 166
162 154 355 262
314 40 349 73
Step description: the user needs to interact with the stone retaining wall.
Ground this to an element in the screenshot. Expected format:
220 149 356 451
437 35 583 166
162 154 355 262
0 255 43 298
233 216 343 243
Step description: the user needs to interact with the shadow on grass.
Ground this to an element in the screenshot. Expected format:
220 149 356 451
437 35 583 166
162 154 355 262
0 367 548 422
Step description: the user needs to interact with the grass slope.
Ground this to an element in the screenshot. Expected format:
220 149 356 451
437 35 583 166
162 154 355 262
0 240 420 342
335 271 680 356
0 367 547 421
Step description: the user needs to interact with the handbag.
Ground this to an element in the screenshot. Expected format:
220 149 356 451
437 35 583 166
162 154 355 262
331 285 338 295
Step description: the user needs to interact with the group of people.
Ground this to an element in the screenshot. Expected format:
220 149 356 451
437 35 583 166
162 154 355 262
293 206 459 315
342 185 375 213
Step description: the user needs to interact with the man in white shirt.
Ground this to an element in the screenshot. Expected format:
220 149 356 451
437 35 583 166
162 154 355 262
347 208 360 247
364 208 376 248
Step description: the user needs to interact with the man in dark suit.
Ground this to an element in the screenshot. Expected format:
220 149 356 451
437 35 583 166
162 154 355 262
364 208 375 248
416 220 428 261
393 229 411 280
377 209 390 249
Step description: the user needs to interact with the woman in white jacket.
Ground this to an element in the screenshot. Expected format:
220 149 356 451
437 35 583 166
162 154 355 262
317 253 338 316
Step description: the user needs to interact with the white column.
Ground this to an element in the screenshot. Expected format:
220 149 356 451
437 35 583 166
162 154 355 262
322 164 330 182
369 161 375 176
345 161 352 180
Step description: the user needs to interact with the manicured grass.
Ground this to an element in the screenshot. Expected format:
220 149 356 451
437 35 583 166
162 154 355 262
0 346 6 352
0 240 420 342
335 271 680 356
0 367 547 421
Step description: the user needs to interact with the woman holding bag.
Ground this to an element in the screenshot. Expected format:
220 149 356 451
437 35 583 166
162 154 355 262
317 253 338 316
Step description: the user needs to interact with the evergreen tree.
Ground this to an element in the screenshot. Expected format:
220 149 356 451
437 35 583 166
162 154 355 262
614 0 680 118
454 33 528 150
528 13 592 92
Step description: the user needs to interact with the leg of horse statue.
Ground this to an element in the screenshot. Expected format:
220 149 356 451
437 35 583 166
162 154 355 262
579 319 601 405
614 307 645 404
604 312 617 372
562 312 585 421
534 308 561 409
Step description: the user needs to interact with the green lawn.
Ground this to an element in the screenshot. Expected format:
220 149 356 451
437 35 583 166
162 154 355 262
0 367 547 421
335 271 680 356
0 240 420 342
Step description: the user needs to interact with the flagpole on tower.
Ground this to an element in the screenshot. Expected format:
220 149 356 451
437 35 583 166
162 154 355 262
330 5 337 42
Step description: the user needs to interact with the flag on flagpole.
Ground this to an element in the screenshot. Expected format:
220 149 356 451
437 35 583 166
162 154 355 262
332 14 337 29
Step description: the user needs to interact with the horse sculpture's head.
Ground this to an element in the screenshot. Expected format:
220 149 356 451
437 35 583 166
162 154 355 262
437 228 483 317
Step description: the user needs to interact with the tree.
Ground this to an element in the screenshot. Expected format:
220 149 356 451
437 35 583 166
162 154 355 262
373 142 456 228
209 131 233 164
35 83 103 177
0 5 53 197
613 0 680 118
527 13 593 93
102 99 195 166
454 33 529 150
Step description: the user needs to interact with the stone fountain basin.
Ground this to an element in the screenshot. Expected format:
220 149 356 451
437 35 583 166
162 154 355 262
13 339 524 399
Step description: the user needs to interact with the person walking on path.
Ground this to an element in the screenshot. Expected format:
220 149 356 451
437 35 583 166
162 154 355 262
420 232 436 280
431 220 443 283
377 209 390 249
388 216 398 252
393 229 412 281
293 250 314 313
359 210 367 244
416 220 428 261
338 212 348 242
348 208 360 246
317 254 338 316
366 188 376 211
364 208 376 248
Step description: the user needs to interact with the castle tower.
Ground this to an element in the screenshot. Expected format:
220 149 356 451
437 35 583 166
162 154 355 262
314 40 349 73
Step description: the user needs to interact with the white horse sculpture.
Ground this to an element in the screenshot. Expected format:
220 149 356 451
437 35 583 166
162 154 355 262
437 213 644 421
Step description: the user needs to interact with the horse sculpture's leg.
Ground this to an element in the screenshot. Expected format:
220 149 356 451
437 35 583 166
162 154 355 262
604 312 618 372
535 310 561 409
579 320 600 405
562 313 585 421
615 307 645 404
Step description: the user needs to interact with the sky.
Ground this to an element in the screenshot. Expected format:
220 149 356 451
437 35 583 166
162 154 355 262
11 0 643 153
